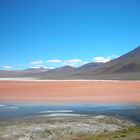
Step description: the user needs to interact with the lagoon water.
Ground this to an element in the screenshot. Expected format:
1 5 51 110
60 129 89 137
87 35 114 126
0 103 140 123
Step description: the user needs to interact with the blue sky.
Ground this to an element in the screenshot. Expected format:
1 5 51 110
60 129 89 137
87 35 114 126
0 0 140 69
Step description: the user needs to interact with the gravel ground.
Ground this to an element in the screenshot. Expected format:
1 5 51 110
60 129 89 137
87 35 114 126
0 115 137 140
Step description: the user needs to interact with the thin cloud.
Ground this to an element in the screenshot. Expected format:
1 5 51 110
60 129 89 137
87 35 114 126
67 59 81 63
93 55 118 63
62 62 76 67
30 60 43 65
3 65 12 69
106 55 119 59
29 66 42 69
63 59 82 67
47 59 62 63
46 59 82 67
47 59 81 63
29 66 53 69
93 57 111 63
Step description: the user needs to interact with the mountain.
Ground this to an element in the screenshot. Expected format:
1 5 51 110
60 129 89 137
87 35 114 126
93 46 140 74
0 70 26 78
38 63 104 79
30 46 140 79
47 65 75 73
0 46 140 80
25 67 47 71
0 67 49 78
72 46 140 80
27 66 76 79
98 46 140 73
75 62 103 72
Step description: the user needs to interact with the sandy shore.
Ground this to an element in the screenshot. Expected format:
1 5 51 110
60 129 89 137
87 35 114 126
0 80 140 103
0 115 139 140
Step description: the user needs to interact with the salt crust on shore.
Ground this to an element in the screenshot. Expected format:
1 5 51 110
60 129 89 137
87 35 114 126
0 115 135 140
1 78 140 82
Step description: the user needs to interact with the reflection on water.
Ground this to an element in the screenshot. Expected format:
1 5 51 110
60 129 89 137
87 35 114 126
0 103 140 123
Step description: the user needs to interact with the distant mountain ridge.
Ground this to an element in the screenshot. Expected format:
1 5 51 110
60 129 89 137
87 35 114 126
92 46 140 74
0 46 140 80
72 46 140 80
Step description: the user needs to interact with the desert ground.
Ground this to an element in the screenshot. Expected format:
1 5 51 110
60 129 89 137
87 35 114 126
0 115 140 140
0 80 140 103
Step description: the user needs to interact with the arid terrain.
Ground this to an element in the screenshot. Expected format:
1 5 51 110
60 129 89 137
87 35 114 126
0 115 140 140
0 80 140 103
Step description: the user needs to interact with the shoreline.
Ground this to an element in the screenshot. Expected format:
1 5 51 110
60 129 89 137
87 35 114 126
0 103 140 124
0 78 140 82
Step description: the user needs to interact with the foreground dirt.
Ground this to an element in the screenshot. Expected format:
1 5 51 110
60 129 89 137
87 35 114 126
0 80 140 103
78 126 140 140
0 115 139 140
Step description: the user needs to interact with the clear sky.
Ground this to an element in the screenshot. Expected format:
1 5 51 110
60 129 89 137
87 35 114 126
0 0 140 70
